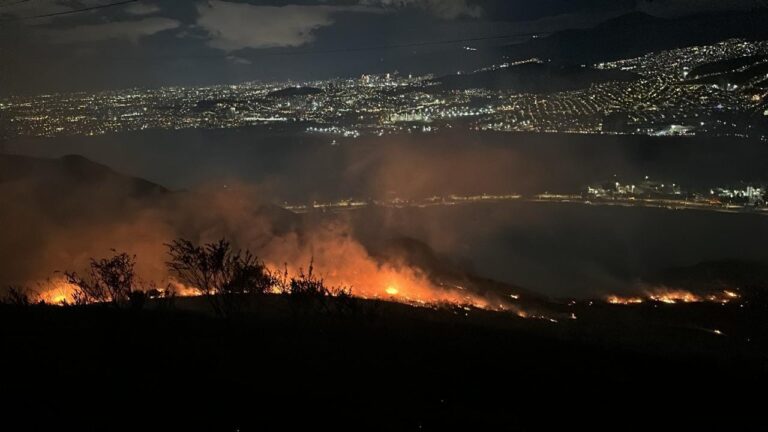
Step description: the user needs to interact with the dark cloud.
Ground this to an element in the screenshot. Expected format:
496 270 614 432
124 3 163 16
43 16 180 44
358 0 483 19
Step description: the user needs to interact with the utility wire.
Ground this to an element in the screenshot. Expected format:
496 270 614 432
0 0 138 21
0 0 32 9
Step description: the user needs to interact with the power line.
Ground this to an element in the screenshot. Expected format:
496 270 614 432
0 0 32 10
0 0 138 21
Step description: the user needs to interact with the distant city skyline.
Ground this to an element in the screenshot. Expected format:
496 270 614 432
3 39 766 142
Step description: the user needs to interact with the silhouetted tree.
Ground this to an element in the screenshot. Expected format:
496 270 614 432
66 251 137 307
166 239 273 317
3 286 33 306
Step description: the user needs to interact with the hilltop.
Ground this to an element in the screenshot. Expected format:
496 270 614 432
504 11 768 64
432 62 638 93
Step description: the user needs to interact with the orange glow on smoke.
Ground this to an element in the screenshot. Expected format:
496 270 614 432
259 227 517 312
29 223 537 317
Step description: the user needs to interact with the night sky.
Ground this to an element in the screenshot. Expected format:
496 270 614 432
0 0 765 94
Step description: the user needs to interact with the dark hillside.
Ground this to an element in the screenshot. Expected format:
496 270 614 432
1 295 765 430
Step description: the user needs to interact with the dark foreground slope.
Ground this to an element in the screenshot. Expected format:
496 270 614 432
2 295 766 431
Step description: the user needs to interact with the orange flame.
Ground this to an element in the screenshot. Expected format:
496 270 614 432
385 286 400 296
35 278 79 305
606 295 644 305
648 290 702 304
606 289 739 305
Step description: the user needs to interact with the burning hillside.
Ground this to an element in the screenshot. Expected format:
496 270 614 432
0 154 547 317
30 242 531 317
606 288 740 305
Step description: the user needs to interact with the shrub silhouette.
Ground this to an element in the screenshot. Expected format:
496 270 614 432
65 251 137 307
279 260 355 316
3 286 33 306
166 239 273 317
289 260 328 298
37 241 367 318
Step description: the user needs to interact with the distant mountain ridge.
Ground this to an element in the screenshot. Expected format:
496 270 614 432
504 10 768 64
0 153 168 198
432 62 638 93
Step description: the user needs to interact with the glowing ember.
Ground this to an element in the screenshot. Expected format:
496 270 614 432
385 286 399 296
